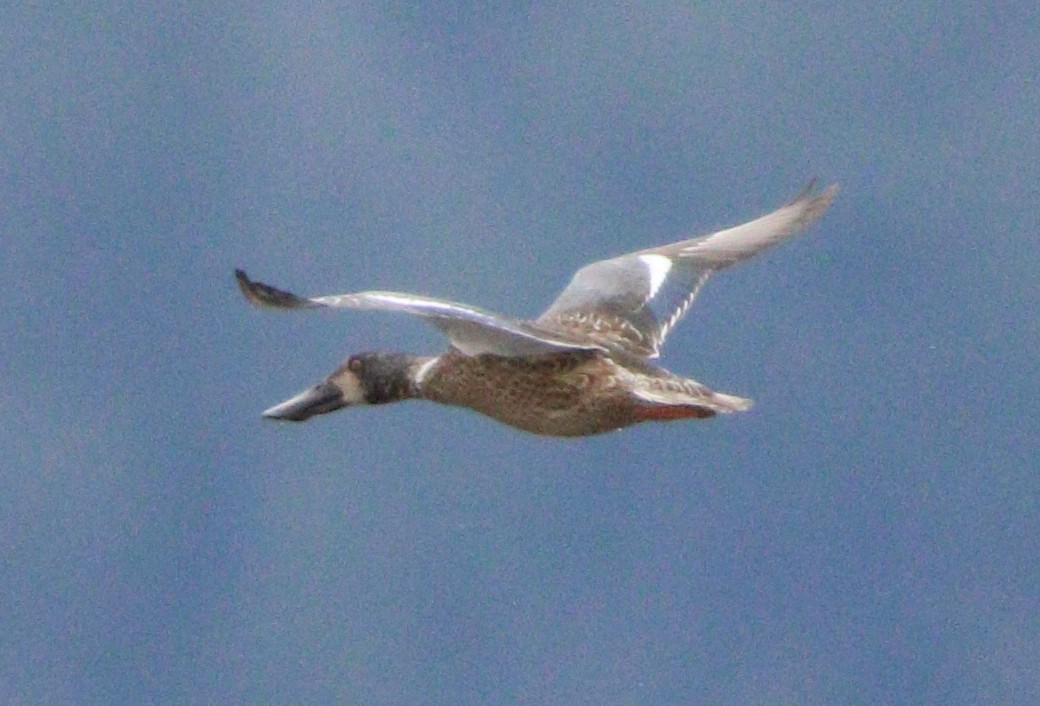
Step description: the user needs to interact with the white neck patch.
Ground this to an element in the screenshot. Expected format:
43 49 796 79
638 254 672 298
413 357 439 387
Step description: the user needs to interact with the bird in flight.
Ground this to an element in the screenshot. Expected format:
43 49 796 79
237 181 836 437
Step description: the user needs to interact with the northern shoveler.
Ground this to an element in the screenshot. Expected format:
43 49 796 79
236 181 836 436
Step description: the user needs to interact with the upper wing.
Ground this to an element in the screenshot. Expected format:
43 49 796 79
235 269 603 357
536 181 838 358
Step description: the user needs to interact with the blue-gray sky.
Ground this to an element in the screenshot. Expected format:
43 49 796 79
3 3 1038 704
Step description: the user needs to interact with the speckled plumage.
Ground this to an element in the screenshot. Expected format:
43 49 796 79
415 349 736 437
237 182 836 437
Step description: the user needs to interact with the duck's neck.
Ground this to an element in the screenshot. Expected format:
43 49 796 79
361 353 434 404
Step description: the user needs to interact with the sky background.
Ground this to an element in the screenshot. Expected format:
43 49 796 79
2 2 1038 704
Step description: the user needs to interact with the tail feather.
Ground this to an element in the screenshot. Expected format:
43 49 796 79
710 390 753 413
631 380 753 415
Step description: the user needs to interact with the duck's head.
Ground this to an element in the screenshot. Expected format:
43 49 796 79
261 352 423 422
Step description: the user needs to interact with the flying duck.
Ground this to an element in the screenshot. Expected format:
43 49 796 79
236 181 836 436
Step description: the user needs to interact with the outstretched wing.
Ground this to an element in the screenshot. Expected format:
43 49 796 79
536 181 837 358
235 270 602 357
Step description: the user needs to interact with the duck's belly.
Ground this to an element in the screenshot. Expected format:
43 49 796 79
420 352 638 437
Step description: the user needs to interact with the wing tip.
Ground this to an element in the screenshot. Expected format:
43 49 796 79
234 269 318 309
792 177 839 208
784 179 838 232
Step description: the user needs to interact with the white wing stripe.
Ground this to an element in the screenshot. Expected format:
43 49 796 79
638 254 673 300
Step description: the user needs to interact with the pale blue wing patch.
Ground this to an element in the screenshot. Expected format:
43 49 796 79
536 253 711 357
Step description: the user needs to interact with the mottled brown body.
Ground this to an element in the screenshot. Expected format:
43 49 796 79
418 349 729 437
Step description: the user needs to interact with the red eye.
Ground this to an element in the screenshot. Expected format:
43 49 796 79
348 357 363 372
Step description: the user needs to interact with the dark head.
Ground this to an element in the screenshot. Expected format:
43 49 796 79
261 352 423 422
